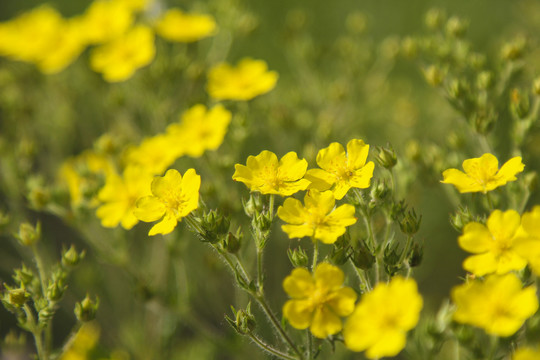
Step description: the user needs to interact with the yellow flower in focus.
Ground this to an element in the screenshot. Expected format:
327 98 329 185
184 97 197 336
305 139 375 200
155 8 217 42
452 273 538 337
79 0 134 44
514 206 540 276
282 263 357 338
207 58 278 101
59 322 100 360
232 150 310 196
343 276 423 359
123 134 179 175
134 169 200 236
277 190 356 244
166 104 231 158
441 153 524 193
458 209 528 276
96 166 153 230
90 25 155 82
513 347 540 360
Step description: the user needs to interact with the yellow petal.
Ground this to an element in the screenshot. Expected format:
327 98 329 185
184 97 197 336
152 169 182 198
278 152 308 181
305 168 334 191
348 161 375 189
316 142 346 172
326 287 357 317
283 267 314 298
458 222 492 253
441 168 482 193
134 196 165 222
310 306 342 338
463 253 498 276
314 263 344 291
148 210 177 236
346 139 369 169
486 210 520 241
281 224 314 239
283 299 312 330
496 156 524 182
278 198 307 224
364 329 406 359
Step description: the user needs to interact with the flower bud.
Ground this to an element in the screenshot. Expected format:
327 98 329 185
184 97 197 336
375 144 397 169
399 209 421 235
243 194 263 218
224 232 241 254
75 295 99 322
446 16 468 38
423 65 444 87
8 288 30 307
401 37 418 58
15 222 41 247
62 245 85 267
383 245 401 277
450 206 474 232
501 36 527 61
226 303 256 335
476 71 492 90
425 9 445 30
408 242 424 268
288 248 309 268
47 281 66 302
510 88 530 119
252 212 272 232
351 244 375 270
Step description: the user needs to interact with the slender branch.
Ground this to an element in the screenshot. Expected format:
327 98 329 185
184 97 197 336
24 304 46 360
31 244 48 297
269 194 275 220
256 247 264 292
247 332 297 360
311 239 319 271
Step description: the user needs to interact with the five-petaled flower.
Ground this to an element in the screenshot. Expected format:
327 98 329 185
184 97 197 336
232 150 310 196
452 273 538 337
277 189 356 244
458 209 528 276
134 169 200 236
207 58 278 101
441 153 524 193
155 8 217 43
305 139 375 200
514 206 540 276
343 276 423 359
282 263 357 339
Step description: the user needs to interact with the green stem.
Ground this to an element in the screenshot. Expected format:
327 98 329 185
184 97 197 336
311 239 319 271
31 244 48 297
307 329 313 360
350 260 372 293
269 194 275 220
485 192 494 211
399 236 414 265
248 332 297 360
256 247 264 293
24 304 46 360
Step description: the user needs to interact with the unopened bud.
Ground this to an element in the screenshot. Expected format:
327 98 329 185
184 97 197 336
375 144 397 169
352 244 375 270
8 288 30 306
450 206 474 232
446 16 468 38
243 194 263 218
501 36 527 61
408 242 424 268
401 37 418 58
399 209 421 235
476 71 492 90
226 304 256 335
47 281 66 302
62 245 85 267
423 65 444 87
425 9 445 30
15 222 41 247
224 232 241 253
75 295 99 322
510 88 530 119
13 265 34 287
288 248 309 268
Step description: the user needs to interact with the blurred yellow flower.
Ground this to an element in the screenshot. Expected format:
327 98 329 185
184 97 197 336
167 104 231 158
90 25 155 82
96 166 153 230
452 273 538 337
277 189 356 244
441 153 524 193
60 322 100 360
207 58 278 101
343 276 423 359
305 139 375 200
134 169 200 236
232 150 310 196
114 0 151 12
515 206 540 276
123 134 179 175
458 209 528 276
513 347 540 360
282 263 357 338
155 8 217 42
79 0 134 44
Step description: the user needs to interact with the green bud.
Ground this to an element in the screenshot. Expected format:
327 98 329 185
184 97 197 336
390 199 407 222
226 303 256 335
524 171 538 193
401 37 418 58
383 245 401 277
288 248 309 268
423 65 444 87
8 288 30 307
330 246 350 266
75 295 99 322
450 206 474 232
532 77 540 96
510 88 530 119
224 232 241 254
15 222 41 247
13 264 34 287
501 36 527 61
253 212 272 232
446 16 468 38
370 180 390 204
375 144 397 169
408 242 423 268
243 194 263 218
62 245 85 267
351 244 375 270
47 281 66 302
399 209 421 235
476 71 493 90
425 8 446 30
471 109 495 135
447 78 468 100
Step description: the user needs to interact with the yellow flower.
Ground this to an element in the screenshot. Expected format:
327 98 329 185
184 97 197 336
123 134 179 175
96 166 153 230
134 169 200 236
59 322 100 360
90 25 155 82
452 273 538 337
305 139 375 200
155 8 217 42
79 0 134 44
441 153 524 193
343 276 423 358
166 104 231 158
207 58 278 101
513 347 540 360
514 206 540 276
114 0 151 12
232 151 310 196
277 190 356 244
458 209 528 276
282 263 357 338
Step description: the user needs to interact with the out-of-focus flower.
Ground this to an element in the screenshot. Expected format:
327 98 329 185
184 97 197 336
233 150 310 196
441 153 524 193
155 8 217 42
458 209 528 276
278 189 356 244
513 347 540 360
515 206 540 276
59 322 100 360
79 0 134 44
134 169 200 236
282 263 357 338
90 25 155 82
114 0 152 12
167 104 231 158
123 134 178 176
452 273 538 337
305 139 375 200
96 166 153 230
343 276 422 358
207 58 278 101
